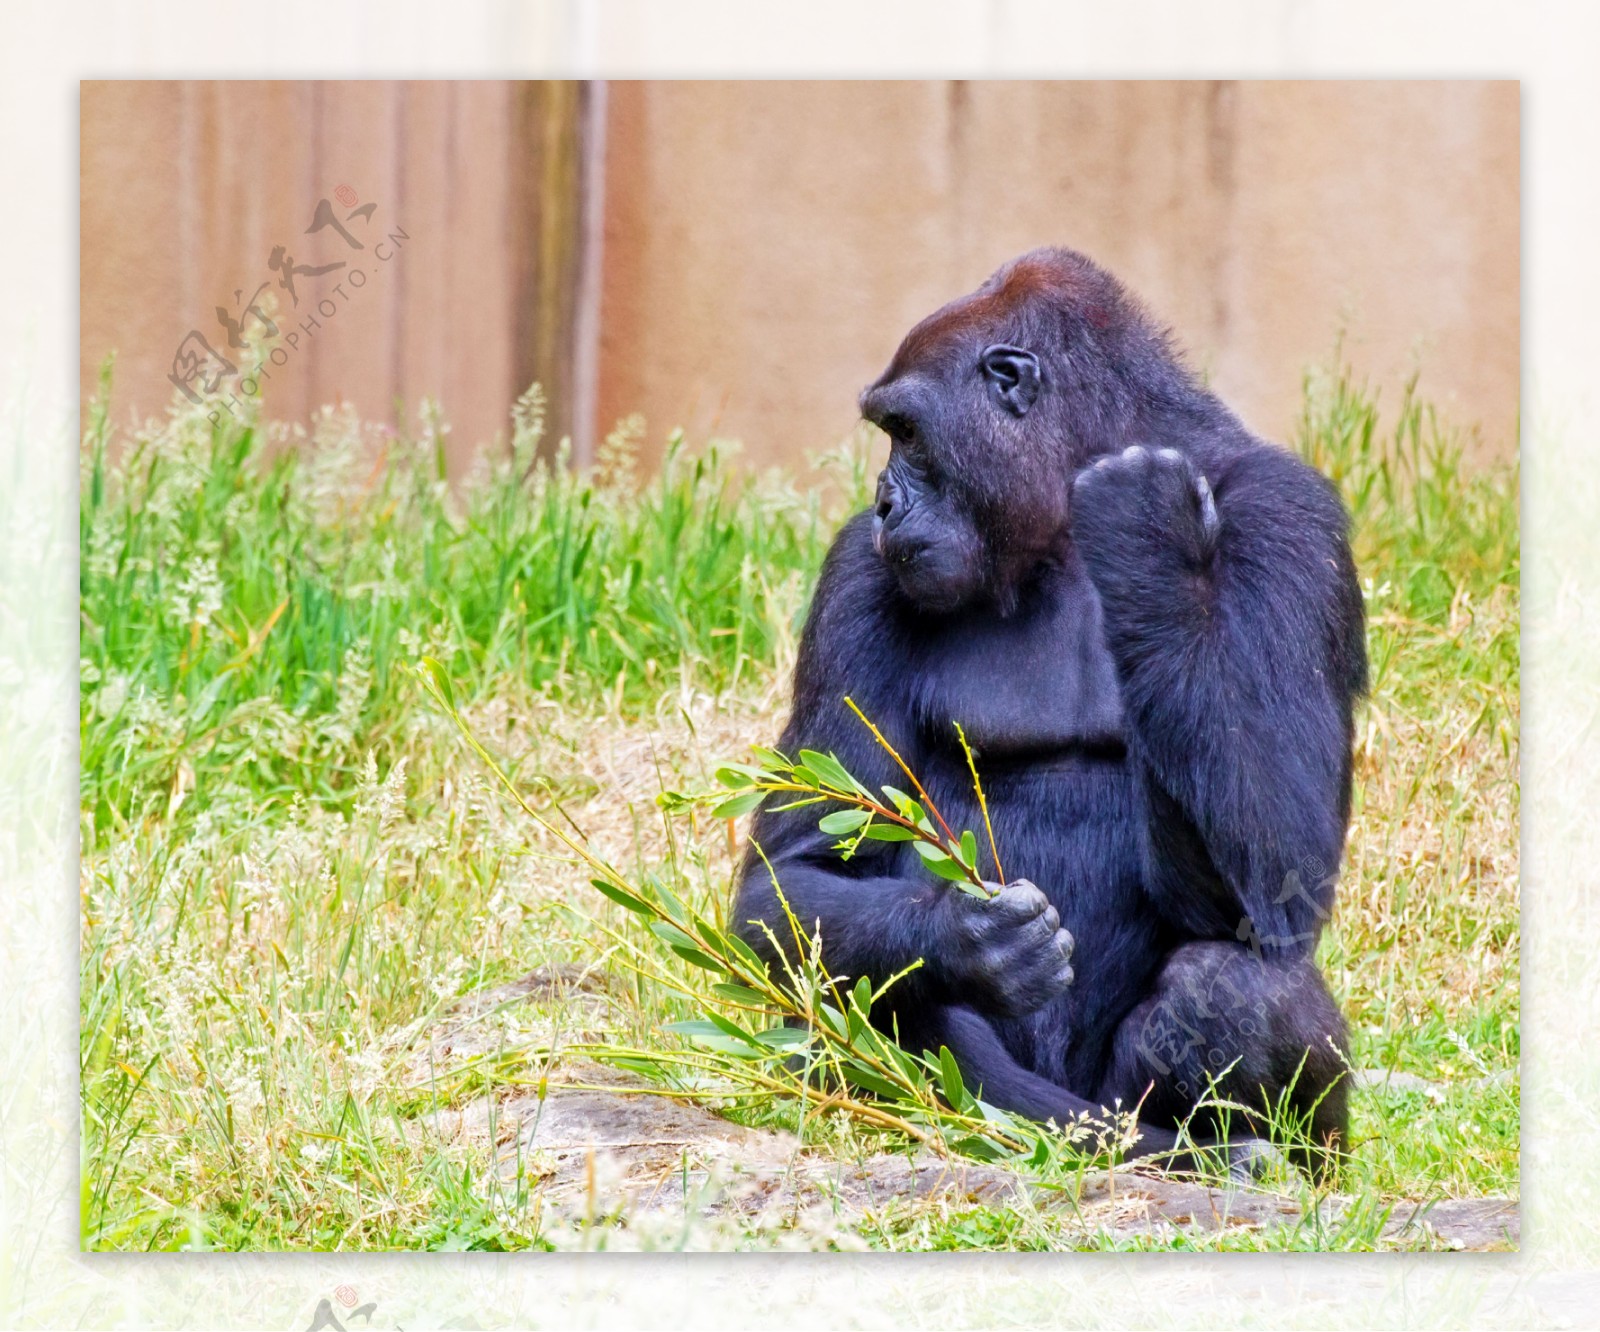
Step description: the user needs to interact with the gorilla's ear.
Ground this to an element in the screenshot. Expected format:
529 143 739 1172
979 344 1041 416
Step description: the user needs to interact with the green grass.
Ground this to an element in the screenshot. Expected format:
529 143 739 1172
78 363 1519 1251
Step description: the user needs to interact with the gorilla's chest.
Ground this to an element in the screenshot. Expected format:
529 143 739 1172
900 561 1156 1053
908 561 1125 760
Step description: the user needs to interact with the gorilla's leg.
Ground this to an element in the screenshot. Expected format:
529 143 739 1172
898 1003 1193 1160
1099 941 1350 1175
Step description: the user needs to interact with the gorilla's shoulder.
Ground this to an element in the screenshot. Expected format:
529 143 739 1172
1209 434 1352 538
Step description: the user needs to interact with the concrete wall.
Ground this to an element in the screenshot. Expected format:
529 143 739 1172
81 81 523 455
82 80 1519 469
599 80 1518 468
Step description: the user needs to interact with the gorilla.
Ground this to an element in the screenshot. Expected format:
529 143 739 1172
732 247 1365 1173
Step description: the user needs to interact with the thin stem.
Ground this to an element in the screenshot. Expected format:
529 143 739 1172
842 695 960 850
953 721 1005 885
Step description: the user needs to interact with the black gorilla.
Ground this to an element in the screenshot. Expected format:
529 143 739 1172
732 248 1365 1171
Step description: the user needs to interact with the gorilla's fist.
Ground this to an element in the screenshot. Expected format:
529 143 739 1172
939 879 1075 1018
1071 445 1220 577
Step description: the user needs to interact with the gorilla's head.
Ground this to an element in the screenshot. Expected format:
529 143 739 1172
860 247 1189 615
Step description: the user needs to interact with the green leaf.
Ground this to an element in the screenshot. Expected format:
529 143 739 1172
710 789 766 820
798 749 858 794
666 942 728 973
711 982 770 1006
881 785 918 816
722 932 768 976
754 1025 811 1049
840 1066 906 1099
912 839 974 883
644 873 691 925
607 1055 668 1079
667 1031 770 1058
418 656 456 711
948 1134 1011 1163
974 1098 1015 1125
712 1012 768 1045
938 1045 967 1108
648 920 699 950
861 822 916 842
590 878 654 916
750 745 789 769
666 1018 754 1044
818 808 870 835
715 764 762 788
959 829 979 871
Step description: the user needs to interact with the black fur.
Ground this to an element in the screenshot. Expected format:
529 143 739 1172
733 248 1365 1169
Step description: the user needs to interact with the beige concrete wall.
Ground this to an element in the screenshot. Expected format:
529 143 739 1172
82 81 521 454
600 80 1518 468
82 81 1518 469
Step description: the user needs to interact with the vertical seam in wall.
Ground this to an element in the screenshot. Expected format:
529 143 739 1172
392 83 407 428
572 80 608 469
309 81 324 418
179 82 199 334
1206 80 1238 379
945 80 966 289
445 83 459 438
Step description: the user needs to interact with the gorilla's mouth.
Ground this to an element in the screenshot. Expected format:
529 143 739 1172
880 540 979 614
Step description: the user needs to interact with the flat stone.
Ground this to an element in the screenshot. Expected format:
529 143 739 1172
413 977 1519 1250
1383 1196 1520 1249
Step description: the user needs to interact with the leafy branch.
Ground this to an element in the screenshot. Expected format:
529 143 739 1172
661 694 1000 899
410 657 1134 1167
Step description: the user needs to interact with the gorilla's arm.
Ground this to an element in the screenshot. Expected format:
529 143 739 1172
730 515 1074 1017
1071 441 1366 958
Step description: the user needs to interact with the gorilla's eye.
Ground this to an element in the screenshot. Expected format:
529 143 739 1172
884 414 918 448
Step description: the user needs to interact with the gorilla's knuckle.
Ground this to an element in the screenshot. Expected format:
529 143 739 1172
1002 879 1047 914
975 944 1011 979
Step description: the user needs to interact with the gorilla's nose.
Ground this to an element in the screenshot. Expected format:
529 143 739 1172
873 472 900 526
876 473 902 557
872 485 896 558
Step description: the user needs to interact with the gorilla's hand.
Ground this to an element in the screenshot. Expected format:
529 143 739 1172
939 879 1075 1017
1070 445 1220 578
